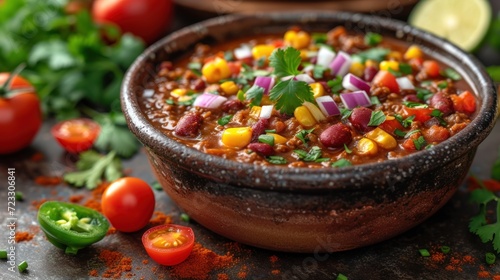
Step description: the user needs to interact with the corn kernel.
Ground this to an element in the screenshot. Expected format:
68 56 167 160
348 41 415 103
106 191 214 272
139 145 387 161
365 128 397 150
267 133 287 145
300 50 308 59
302 101 326 122
171 88 187 97
249 106 262 119
178 95 193 103
365 59 378 68
294 106 317 127
284 30 311 49
404 45 423 60
349 62 365 77
202 58 231 84
252 44 275 60
379 60 399 71
220 81 239 95
355 138 378 156
310 82 325 98
221 127 252 148
387 51 402 61
260 95 273 105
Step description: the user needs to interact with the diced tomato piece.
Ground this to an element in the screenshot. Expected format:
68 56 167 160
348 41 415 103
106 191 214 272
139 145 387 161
423 125 450 143
372 70 400 94
402 132 421 151
272 39 285 48
227 61 242 76
423 60 440 78
409 57 424 70
402 107 433 123
378 118 404 136
451 91 476 115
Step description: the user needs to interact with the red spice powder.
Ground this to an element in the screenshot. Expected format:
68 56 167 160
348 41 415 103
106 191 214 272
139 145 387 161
31 198 49 210
15 231 34 242
31 152 44 162
84 183 110 212
98 249 133 279
430 252 445 264
89 270 98 277
106 227 117 236
478 270 491 278
142 260 149 265
237 265 248 279
69 194 85 203
149 211 172 226
169 243 235 280
272 269 280 275
270 255 279 264
35 176 62 186
217 273 230 280
463 255 475 264
445 257 464 272
493 275 500 280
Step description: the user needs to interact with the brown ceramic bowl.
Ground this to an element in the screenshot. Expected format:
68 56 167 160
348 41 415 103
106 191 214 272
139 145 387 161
122 12 499 253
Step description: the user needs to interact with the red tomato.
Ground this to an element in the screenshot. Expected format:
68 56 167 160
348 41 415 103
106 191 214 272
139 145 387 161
92 0 173 44
0 73 42 154
101 177 155 232
51 119 101 153
372 70 399 94
423 60 440 78
378 118 404 136
402 107 433 123
451 91 476 115
142 224 195 266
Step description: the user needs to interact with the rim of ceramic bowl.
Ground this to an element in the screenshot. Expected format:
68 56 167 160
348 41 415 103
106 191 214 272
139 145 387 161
122 12 498 192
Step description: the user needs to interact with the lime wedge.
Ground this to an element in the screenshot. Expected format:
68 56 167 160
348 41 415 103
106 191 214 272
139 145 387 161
409 0 492 51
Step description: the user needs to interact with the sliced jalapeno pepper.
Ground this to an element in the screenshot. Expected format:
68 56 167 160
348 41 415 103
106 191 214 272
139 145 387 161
37 201 109 254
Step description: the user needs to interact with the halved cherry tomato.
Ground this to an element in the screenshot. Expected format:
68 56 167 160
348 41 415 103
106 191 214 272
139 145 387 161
101 177 155 232
372 70 399 94
402 107 433 123
451 91 476 115
51 119 100 153
0 72 42 154
142 224 195 266
423 60 440 78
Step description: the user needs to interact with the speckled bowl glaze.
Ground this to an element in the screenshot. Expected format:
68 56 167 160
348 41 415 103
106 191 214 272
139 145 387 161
122 12 499 253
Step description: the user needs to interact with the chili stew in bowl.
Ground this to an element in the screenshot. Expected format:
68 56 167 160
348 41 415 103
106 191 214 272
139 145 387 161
122 12 498 252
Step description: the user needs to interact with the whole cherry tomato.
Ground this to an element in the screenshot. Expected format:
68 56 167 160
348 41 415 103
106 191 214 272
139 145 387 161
51 118 101 153
101 177 155 232
142 224 195 266
92 0 173 44
0 73 42 154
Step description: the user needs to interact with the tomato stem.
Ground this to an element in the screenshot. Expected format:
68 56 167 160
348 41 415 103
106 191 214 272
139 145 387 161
0 63 27 97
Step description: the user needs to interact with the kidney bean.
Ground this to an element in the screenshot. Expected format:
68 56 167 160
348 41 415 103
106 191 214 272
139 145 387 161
221 100 245 113
251 118 269 142
349 107 374 133
319 81 332 94
320 123 353 148
364 66 378 82
403 94 420 102
429 92 454 115
248 143 274 156
190 79 205 91
174 113 203 137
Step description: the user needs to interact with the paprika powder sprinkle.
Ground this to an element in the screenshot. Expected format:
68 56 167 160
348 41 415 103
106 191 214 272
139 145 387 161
35 176 62 186
69 194 85 203
96 249 133 279
149 211 173 226
169 243 235 280
15 231 34 242
217 273 230 280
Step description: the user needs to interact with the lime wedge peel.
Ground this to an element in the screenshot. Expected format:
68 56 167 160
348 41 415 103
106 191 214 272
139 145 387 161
409 0 492 52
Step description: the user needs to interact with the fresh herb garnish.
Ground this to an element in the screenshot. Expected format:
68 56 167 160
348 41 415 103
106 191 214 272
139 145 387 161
224 51 234 61
413 135 427 150
91 111 140 158
151 181 163 191
364 32 382 46
487 66 500 83
440 246 451 254
419 249 431 257
331 159 352 168
180 213 190 223
217 115 233 126
166 99 175 105
399 63 413 75
421 80 433 86
492 150 500 181
258 134 275 146
469 187 500 253
294 146 326 162
237 90 245 101
430 109 447 126
176 94 199 106
351 48 390 63
265 129 276 133
340 108 352 120
266 156 287 165
327 76 343 93
437 81 448 89
313 64 327 79
441 68 462 81
367 111 386 126
416 88 433 101
245 85 265 107
486 253 496 265
344 144 352 154
370 96 381 105
405 129 421 138
188 62 202 76
403 101 428 108
15 191 24 201
64 151 122 189
269 47 314 114
394 129 406 138
256 57 266 68
312 33 328 44
296 128 315 147
394 114 415 128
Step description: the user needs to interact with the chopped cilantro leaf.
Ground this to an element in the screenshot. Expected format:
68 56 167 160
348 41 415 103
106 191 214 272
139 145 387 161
394 129 406 138
367 111 386 126
413 135 427 150
441 68 462 81
188 62 201 70
437 81 448 89
269 79 314 115
327 76 343 93
258 134 275 146
246 85 264 107
344 144 352 154
416 88 433 101
394 114 415 128
151 181 163 191
399 63 413 75
312 33 328 44
64 151 122 189
469 187 500 253
266 156 287 165
256 57 266 68
166 99 175 105
313 64 327 79
430 109 447 126
403 101 428 108
364 32 382 46
296 128 315 147
370 96 381 105
265 129 276 133
217 115 233 126
340 108 352 120
332 159 352 168
351 48 390 63
93 112 140 158
405 129 421 138
294 146 323 162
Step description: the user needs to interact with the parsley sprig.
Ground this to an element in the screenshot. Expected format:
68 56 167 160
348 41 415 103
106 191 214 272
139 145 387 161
269 47 314 114
64 151 123 189
469 186 500 253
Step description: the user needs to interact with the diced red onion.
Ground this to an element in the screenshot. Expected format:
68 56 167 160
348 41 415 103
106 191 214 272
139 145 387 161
342 73 371 92
259 105 274 119
329 51 352 77
302 64 314 73
143 89 154 98
340 91 372 109
294 74 315 84
396 77 415 90
316 96 340 116
234 45 252 60
302 101 326 121
193 93 228 109
254 76 275 95
316 46 336 68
